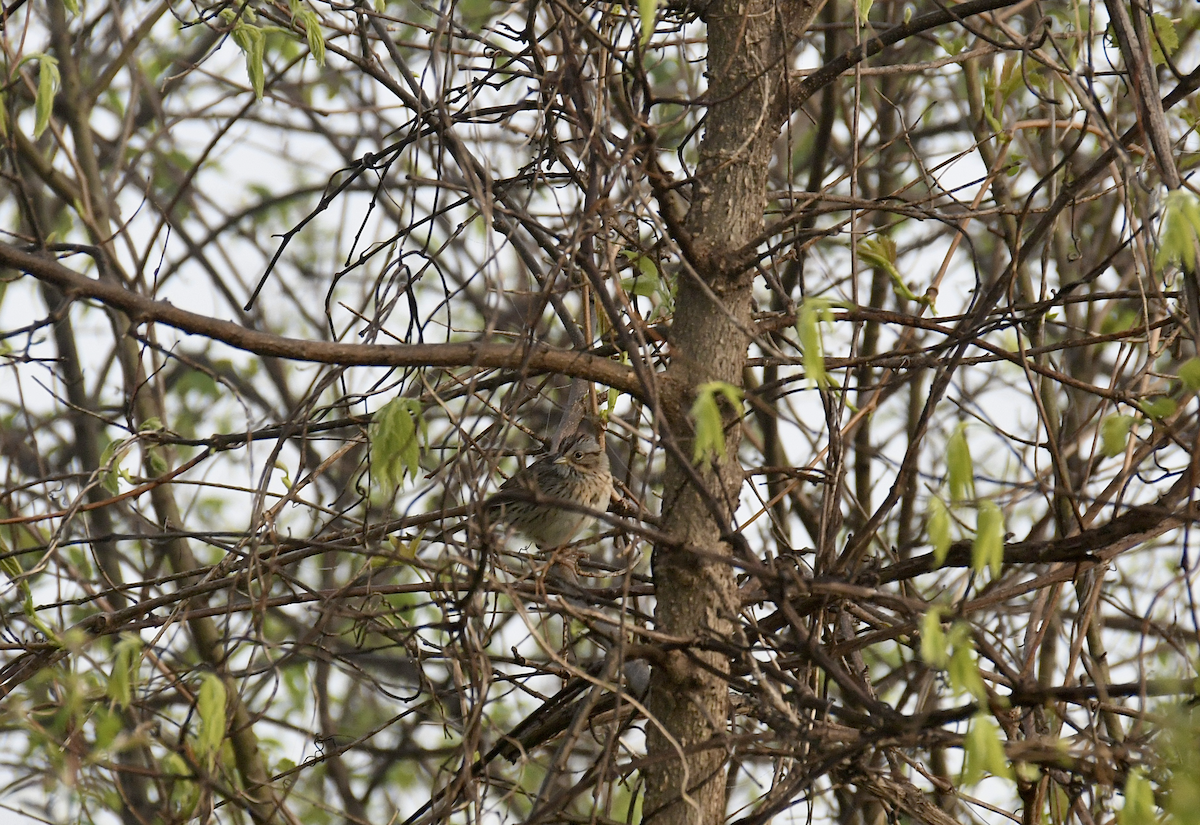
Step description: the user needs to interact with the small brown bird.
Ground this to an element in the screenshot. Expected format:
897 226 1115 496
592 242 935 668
484 432 613 548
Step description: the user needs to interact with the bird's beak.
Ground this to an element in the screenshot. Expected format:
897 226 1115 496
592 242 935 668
554 455 569 465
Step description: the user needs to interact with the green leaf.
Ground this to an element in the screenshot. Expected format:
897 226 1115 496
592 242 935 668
858 237 898 280
163 752 200 817
797 298 833 389
607 378 621 417
1138 397 1176 420
455 0 496 24
1101 305 1140 334
231 21 266 100
857 0 873 22
928 495 951 565
383 531 423 564
996 54 1023 101
107 634 143 709
690 381 743 464
195 674 227 768
962 714 1014 785
1180 358 1200 390
1101 414 1136 458
164 753 189 780
0 532 22 585
147 446 170 477
620 250 663 298
92 705 122 751
370 398 425 489
33 55 60 139
638 0 657 44
106 668 129 713
1156 190 1200 272
622 275 658 298
948 642 987 702
1148 14 1179 66
0 537 32 608
973 500 1004 578
299 9 326 66
920 607 948 667
936 35 965 56
275 460 292 490
62 0 78 13
175 370 220 400
23 588 54 640
100 439 123 495
983 107 1003 135
710 382 744 413
946 424 975 503
1161 707 1200 825
858 237 929 307
1120 769 1158 825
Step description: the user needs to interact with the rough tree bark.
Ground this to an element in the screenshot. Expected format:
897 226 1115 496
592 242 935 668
644 1 823 822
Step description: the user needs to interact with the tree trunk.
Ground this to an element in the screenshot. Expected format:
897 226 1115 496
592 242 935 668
644 2 822 822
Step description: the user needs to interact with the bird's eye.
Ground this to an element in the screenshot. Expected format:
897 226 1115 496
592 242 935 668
574 450 585 461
